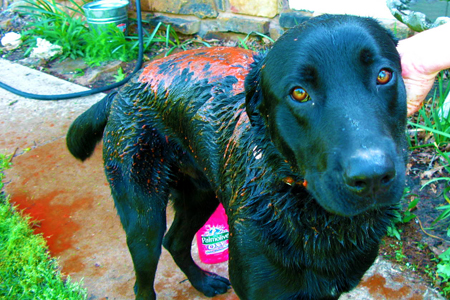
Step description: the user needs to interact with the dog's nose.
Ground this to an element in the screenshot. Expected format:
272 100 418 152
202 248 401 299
343 149 396 196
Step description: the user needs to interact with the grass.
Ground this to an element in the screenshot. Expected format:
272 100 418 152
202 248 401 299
0 153 86 299
82 24 138 65
408 71 450 148
237 31 274 50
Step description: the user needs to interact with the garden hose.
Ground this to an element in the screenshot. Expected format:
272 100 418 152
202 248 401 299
0 0 144 100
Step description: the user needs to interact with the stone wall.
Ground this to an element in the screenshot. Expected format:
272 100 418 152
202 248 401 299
10 0 408 41
138 0 410 41
139 0 314 41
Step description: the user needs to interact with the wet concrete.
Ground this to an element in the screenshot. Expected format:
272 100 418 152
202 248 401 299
0 58 444 299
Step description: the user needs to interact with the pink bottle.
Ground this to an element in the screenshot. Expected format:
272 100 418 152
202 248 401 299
196 204 229 264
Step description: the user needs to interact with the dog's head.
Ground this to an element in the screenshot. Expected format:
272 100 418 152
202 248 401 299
245 15 407 217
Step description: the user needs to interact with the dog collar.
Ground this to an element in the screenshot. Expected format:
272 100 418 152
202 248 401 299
283 176 308 188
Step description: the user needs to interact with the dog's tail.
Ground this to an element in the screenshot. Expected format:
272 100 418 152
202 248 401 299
66 92 116 161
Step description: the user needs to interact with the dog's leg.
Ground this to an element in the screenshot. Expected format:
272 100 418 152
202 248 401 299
163 177 231 297
108 167 168 300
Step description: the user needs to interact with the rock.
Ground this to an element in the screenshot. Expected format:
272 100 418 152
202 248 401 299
269 18 284 41
377 18 413 40
49 57 88 75
0 19 12 30
146 14 201 35
143 0 218 19
1 32 22 50
279 11 313 29
200 31 243 44
199 13 270 37
229 0 278 18
142 0 180 14
216 0 225 12
30 38 62 60
430 244 448 257
179 0 218 19
343 257 445 299
75 61 124 86
17 57 46 68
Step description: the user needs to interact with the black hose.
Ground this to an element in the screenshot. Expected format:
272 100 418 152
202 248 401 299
0 0 144 100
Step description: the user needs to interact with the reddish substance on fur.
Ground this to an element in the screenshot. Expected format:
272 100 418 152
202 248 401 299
139 47 255 94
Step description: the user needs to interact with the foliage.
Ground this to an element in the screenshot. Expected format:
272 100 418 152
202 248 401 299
408 72 450 148
438 247 450 296
237 31 274 50
17 0 89 60
113 67 126 82
83 24 138 65
15 0 214 65
139 22 212 56
406 71 450 296
0 153 86 299
386 189 420 240
0 154 11 187
408 72 450 229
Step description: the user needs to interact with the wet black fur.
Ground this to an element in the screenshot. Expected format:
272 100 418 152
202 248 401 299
67 15 407 300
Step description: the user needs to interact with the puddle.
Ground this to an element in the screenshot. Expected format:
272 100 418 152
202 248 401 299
10 190 93 255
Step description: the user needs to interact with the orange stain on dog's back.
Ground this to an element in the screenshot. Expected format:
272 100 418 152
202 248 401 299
10 190 93 255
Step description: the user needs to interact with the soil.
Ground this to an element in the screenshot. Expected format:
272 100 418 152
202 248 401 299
383 147 450 296
1 8 450 297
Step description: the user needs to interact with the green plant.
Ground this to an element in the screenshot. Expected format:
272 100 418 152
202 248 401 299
17 0 89 60
114 67 126 82
0 154 12 185
386 189 420 240
73 68 85 78
17 0 214 65
409 71 450 230
159 24 211 56
419 147 450 234
438 248 450 296
125 21 211 58
408 71 450 148
237 31 274 50
386 209 403 240
386 241 407 263
83 24 138 65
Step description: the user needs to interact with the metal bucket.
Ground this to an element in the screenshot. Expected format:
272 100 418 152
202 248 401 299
83 0 130 34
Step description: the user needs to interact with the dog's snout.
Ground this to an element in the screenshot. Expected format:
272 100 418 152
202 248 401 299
343 149 396 196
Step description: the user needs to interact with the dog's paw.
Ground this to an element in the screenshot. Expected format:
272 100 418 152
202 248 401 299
192 270 231 297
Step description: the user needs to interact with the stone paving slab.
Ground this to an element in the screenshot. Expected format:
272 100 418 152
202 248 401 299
0 58 444 299
0 59 103 154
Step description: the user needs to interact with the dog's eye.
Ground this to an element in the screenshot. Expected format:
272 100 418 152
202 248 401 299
291 87 311 102
376 69 392 85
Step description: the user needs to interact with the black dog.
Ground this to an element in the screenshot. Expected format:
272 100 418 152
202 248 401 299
67 14 407 300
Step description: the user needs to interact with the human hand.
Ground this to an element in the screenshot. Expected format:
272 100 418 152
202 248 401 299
396 22 450 116
396 43 438 116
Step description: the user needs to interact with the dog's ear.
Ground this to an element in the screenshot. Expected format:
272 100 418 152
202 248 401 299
365 17 399 46
245 52 266 126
